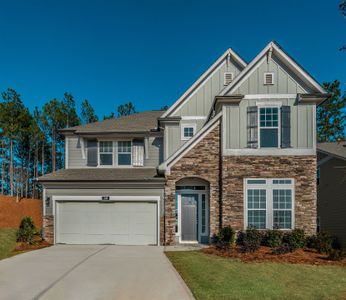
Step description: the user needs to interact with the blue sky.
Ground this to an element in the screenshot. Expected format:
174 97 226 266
0 0 345 118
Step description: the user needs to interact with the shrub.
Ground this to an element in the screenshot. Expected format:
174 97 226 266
263 229 283 248
327 249 346 261
17 216 36 244
238 227 262 253
307 232 335 254
283 229 305 250
271 243 294 255
212 226 235 250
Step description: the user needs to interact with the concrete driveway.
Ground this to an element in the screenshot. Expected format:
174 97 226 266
0 245 194 300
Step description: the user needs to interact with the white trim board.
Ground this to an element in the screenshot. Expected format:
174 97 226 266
223 148 316 156
219 41 325 97
52 195 161 246
161 48 247 118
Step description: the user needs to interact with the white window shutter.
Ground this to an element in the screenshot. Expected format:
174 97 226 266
132 145 144 166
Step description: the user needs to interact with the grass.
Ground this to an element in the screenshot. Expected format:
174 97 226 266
0 228 17 260
166 251 346 300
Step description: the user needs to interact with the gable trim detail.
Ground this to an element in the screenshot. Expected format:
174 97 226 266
219 41 326 96
161 49 247 118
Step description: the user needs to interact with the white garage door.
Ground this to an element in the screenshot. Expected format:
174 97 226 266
56 202 157 245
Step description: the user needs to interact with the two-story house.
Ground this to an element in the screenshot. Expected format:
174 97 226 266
38 41 327 245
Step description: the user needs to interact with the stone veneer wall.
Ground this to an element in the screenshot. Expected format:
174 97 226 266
222 156 317 235
164 124 221 245
43 215 54 244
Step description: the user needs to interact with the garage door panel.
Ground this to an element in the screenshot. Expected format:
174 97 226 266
56 201 157 245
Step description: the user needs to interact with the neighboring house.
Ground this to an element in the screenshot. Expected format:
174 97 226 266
317 142 346 248
38 41 327 246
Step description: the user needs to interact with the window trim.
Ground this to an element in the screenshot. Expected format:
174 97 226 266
264 72 275 85
181 124 196 141
117 140 133 166
98 140 114 167
257 104 281 149
244 178 295 230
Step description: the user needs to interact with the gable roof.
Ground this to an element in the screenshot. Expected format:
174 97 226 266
60 110 164 134
317 142 346 160
219 41 326 96
161 48 247 118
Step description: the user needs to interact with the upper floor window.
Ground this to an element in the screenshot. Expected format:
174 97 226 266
264 72 274 85
118 141 132 165
181 124 196 140
247 105 291 149
259 107 279 148
99 141 113 165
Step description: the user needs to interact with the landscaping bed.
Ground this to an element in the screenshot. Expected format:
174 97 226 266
203 246 346 267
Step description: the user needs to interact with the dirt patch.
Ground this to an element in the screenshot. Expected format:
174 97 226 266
0 196 42 228
203 246 346 267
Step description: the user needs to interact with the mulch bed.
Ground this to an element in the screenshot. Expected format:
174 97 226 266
203 246 346 267
14 240 51 252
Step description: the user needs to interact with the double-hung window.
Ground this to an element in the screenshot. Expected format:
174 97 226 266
117 141 132 165
245 179 294 230
99 141 113 166
259 107 279 148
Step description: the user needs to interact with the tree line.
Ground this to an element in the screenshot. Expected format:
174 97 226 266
0 88 138 198
0 81 344 199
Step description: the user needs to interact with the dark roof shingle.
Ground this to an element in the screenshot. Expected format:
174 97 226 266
37 168 164 182
317 142 346 160
61 110 164 134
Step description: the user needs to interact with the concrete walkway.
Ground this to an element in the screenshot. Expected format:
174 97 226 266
0 245 194 300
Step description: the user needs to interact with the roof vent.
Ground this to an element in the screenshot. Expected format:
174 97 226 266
224 72 234 85
264 72 274 85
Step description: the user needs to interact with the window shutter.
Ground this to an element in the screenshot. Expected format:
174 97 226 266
247 106 258 148
132 139 144 167
87 139 98 167
281 106 291 148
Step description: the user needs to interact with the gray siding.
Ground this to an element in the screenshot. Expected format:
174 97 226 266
174 58 243 117
165 119 206 158
224 99 314 149
45 187 164 216
229 55 312 95
318 156 346 249
67 136 163 168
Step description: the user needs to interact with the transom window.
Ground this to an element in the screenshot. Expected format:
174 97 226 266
117 141 132 165
99 141 113 165
181 124 196 140
259 107 279 148
245 178 294 230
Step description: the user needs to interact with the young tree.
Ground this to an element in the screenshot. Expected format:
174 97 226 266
317 80 346 142
81 99 98 124
117 102 136 117
0 88 27 196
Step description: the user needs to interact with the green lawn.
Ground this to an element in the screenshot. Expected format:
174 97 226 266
166 251 346 300
0 228 17 260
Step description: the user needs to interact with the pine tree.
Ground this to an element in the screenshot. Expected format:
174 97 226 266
81 99 98 124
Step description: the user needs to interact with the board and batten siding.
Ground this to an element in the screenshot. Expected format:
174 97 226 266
165 119 206 158
45 187 164 216
67 136 163 168
229 55 312 95
224 98 314 150
173 58 243 117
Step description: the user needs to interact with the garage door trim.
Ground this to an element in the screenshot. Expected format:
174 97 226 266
52 195 160 246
